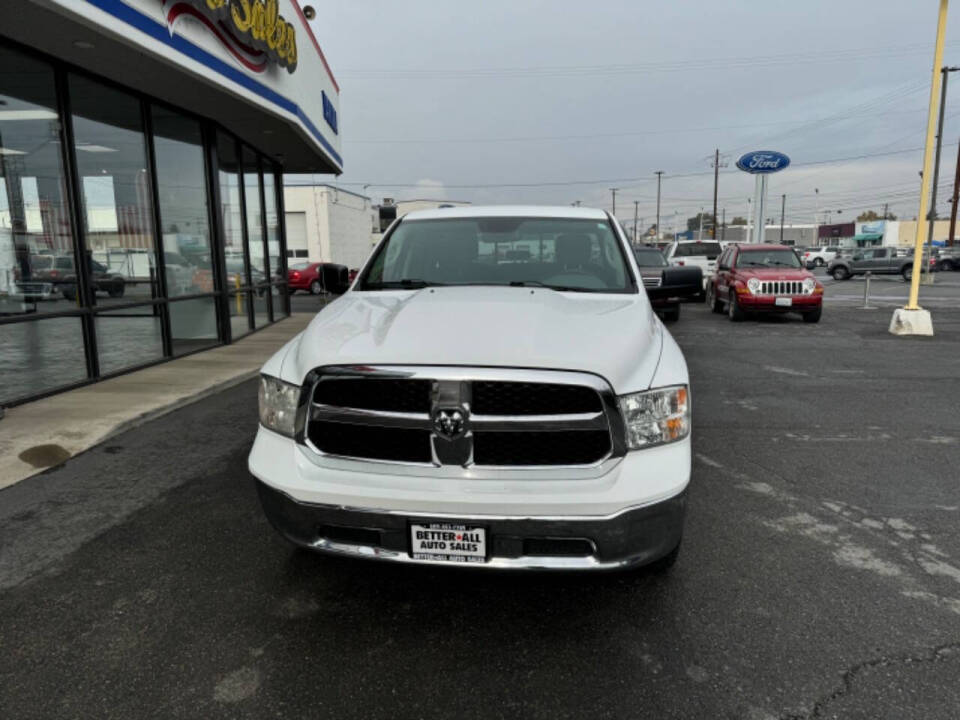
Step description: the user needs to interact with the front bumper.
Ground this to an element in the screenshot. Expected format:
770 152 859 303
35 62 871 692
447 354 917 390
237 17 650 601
256 479 687 570
737 294 822 312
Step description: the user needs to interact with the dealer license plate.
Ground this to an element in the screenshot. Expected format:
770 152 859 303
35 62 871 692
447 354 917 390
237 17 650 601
410 523 487 563
775 297 793 307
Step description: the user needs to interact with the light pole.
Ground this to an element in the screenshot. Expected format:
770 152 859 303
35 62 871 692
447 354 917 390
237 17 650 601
654 171 664 238
610 188 618 217
633 200 639 245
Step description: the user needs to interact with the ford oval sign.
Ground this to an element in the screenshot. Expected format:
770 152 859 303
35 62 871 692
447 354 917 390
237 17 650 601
736 151 791 174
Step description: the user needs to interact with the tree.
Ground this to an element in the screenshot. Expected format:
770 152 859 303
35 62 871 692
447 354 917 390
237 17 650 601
857 209 897 222
730 216 748 226
686 212 716 231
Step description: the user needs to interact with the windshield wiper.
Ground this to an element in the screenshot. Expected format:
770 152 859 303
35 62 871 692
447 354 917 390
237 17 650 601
509 280 605 293
363 279 445 289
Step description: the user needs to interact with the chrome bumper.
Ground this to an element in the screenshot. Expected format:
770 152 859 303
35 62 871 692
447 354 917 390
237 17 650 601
255 480 686 571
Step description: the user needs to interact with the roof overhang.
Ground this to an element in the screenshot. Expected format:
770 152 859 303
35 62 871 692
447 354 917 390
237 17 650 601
9 0 342 173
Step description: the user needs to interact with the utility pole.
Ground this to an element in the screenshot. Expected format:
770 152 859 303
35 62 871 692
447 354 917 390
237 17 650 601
610 188 618 217
633 200 639 245
947 141 960 246
780 194 786 243
712 148 720 239
654 171 664 239
698 207 705 240
721 208 726 241
883 203 889 220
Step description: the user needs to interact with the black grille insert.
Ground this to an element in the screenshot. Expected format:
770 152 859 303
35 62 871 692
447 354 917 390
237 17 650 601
309 421 432 463
473 430 611 466
472 382 602 415
313 378 431 413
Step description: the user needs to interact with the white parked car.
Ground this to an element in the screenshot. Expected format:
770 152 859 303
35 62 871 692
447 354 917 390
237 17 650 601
665 239 723 292
249 206 691 571
802 246 840 268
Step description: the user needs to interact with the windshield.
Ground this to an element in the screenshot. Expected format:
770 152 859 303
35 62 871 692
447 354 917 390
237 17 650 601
289 262 311 270
736 249 802 269
633 248 668 267
361 217 634 292
673 242 722 258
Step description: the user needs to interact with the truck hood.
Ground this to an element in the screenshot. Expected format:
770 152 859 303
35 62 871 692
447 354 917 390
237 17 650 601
735 268 813 280
283 286 664 394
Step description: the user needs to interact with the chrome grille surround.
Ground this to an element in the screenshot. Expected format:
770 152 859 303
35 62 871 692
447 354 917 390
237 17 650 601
296 366 627 476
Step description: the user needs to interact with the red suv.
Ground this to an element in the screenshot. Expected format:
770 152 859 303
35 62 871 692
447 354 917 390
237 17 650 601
705 244 823 323
288 262 349 295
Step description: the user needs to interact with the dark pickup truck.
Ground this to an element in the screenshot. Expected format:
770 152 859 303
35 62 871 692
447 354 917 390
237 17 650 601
633 246 704 322
827 247 933 282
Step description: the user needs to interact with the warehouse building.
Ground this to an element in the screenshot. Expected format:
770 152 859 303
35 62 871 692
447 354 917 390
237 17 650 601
0 0 341 406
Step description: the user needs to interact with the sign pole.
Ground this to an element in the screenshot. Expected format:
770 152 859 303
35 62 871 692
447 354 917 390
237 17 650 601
892 0 948 336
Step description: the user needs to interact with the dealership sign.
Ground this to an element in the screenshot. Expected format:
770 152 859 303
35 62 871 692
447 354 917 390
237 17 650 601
162 0 299 73
736 150 791 174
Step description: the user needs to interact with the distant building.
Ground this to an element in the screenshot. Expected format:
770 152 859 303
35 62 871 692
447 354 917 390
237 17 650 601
283 185 377 270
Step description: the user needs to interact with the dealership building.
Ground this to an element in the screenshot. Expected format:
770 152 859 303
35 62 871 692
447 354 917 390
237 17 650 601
0 0 341 406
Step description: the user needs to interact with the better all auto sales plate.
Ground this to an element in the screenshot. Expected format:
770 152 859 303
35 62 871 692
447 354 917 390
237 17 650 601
410 523 487 563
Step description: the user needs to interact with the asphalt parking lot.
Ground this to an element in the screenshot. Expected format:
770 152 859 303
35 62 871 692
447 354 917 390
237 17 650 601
2 293 959 719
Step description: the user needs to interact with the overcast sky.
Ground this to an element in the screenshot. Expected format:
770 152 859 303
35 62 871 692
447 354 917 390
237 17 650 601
305 1 960 229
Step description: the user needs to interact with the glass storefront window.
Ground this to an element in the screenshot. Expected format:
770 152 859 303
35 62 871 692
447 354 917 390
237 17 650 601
0 317 88 404
242 147 266 282
151 106 214 300
217 134 246 293
95 309 164 374
169 296 218 356
263 170 282 281
69 75 157 308
228 291 251 339
0 46 76 318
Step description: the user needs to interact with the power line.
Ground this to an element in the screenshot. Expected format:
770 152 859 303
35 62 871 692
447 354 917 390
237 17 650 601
339 42 960 80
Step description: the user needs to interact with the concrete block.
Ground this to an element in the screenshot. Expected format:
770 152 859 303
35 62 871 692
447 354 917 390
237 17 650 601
888 308 934 337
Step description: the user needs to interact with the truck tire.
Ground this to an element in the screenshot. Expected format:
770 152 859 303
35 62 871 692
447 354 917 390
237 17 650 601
902 266 913 282
706 283 724 313
831 266 850 281
803 307 822 324
662 305 680 323
815 257 825 267
310 280 323 295
728 291 745 322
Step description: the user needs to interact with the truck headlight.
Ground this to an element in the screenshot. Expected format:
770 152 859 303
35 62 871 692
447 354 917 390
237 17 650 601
747 277 760 294
618 385 690 450
802 277 816 294
258 374 300 437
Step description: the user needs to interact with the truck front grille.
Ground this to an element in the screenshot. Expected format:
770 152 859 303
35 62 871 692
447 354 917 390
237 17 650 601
304 369 618 468
758 281 802 295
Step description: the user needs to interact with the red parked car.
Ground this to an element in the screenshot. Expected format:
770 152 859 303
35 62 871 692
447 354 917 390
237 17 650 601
705 244 823 323
288 262 349 295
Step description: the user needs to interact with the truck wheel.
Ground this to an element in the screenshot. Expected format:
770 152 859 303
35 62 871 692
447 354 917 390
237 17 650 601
902 266 913 282
706 283 723 313
831 266 849 281
815 257 825 267
310 280 322 295
938 260 954 272
662 305 680 323
803 307 822 324
728 291 745 322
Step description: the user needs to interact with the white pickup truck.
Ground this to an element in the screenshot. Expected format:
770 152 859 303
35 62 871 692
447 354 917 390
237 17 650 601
665 239 724 294
249 206 691 571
